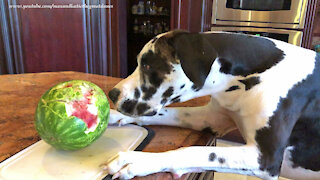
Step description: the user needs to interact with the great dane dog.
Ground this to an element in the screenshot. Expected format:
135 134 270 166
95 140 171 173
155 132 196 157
102 30 320 180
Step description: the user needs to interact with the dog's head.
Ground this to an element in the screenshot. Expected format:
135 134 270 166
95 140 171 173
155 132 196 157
109 30 217 117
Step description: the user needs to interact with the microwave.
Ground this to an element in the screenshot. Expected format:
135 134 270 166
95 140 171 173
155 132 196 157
212 0 308 29
210 26 303 46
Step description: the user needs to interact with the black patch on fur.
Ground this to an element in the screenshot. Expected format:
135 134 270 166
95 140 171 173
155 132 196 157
108 88 120 104
162 86 174 98
255 55 320 176
140 50 172 87
209 153 216 161
142 74 146 84
171 96 181 103
202 127 218 136
191 84 197 90
161 98 168 105
192 84 201 92
134 88 140 99
218 158 225 164
289 115 320 170
121 99 138 114
144 111 157 116
141 85 157 101
239 76 261 91
171 32 217 89
180 84 185 89
184 112 190 117
225 85 240 92
150 72 163 88
136 103 150 115
219 58 232 74
159 113 164 116
202 32 284 76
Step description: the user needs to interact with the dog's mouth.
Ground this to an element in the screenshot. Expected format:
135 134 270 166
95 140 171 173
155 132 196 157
117 108 158 118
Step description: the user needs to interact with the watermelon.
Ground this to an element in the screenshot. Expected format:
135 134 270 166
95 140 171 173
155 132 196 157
35 80 109 150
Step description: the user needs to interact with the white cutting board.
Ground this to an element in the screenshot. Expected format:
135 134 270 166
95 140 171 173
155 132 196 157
0 125 148 180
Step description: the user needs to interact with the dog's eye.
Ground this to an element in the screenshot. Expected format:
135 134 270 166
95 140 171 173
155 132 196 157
142 64 150 71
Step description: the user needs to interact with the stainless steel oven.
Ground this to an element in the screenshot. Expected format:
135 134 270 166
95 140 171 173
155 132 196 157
210 26 303 46
212 0 308 29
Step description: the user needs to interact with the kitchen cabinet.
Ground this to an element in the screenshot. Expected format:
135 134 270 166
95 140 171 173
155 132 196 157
302 0 319 49
127 0 171 74
0 0 204 77
0 0 127 77
126 0 205 74
311 0 320 50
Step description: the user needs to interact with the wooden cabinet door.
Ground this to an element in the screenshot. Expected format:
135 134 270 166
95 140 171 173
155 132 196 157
0 0 127 77
302 0 319 49
19 0 87 73
171 0 209 32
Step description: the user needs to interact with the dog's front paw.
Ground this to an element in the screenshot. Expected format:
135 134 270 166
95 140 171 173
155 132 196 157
101 151 168 179
109 109 136 126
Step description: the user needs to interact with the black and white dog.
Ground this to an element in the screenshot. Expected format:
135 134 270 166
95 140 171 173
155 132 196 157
103 30 320 180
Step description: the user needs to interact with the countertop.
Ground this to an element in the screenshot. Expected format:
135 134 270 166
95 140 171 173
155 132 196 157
0 71 217 179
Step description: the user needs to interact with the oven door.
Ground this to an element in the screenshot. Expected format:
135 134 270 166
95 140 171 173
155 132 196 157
212 0 307 29
210 26 303 46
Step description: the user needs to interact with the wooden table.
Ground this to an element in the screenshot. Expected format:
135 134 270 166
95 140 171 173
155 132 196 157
0 71 217 179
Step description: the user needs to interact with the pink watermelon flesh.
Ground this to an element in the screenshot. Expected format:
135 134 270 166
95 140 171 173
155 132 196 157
71 90 97 129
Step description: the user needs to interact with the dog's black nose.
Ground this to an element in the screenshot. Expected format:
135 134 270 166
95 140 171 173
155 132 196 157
108 88 120 104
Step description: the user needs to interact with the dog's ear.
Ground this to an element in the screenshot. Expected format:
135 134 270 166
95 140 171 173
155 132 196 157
171 32 217 89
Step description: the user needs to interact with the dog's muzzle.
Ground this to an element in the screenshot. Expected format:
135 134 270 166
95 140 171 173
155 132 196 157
108 88 120 105
108 88 158 117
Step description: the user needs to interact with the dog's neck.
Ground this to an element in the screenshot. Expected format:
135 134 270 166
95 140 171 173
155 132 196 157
203 59 246 110
202 46 316 115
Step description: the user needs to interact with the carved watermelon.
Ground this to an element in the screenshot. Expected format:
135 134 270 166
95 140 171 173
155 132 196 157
35 80 109 150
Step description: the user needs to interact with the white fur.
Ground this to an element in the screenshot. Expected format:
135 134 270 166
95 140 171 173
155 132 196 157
103 146 267 179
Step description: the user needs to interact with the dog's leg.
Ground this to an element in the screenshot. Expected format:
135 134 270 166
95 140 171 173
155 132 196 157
109 98 236 136
103 145 277 180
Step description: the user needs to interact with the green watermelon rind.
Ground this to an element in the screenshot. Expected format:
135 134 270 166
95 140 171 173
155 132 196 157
35 80 110 151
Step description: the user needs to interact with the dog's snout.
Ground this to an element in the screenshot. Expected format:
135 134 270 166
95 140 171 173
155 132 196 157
108 88 121 104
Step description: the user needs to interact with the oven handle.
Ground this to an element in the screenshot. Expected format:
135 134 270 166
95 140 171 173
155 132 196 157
209 26 302 46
